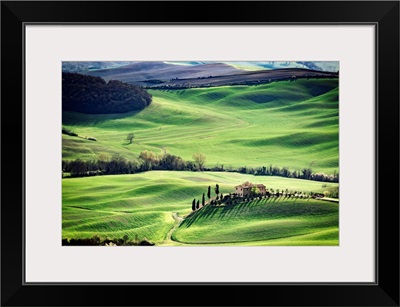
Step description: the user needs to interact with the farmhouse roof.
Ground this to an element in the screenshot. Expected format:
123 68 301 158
235 182 266 189
235 184 252 188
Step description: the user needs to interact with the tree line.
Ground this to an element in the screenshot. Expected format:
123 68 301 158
62 72 152 114
190 183 339 212
62 150 338 183
144 75 338 89
191 184 221 211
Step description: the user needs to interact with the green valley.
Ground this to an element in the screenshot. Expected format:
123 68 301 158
62 171 339 246
62 63 339 246
62 79 338 174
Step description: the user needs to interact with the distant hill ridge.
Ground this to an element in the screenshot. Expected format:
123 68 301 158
153 67 338 89
62 72 152 114
81 61 243 85
63 61 338 89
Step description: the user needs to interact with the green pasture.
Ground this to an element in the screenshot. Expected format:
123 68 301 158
173 199 338 246
62 79 339 174
62 171 338 246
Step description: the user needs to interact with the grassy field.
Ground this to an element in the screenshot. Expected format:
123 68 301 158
62 78 339 246
62 171 338 246
173 199 338 246
62 79 338 174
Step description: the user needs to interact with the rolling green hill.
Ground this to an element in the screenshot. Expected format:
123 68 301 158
62 171 338 246
62 78 338 175
173 199 338 246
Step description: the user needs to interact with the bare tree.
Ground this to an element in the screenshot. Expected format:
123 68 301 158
192 153 206 171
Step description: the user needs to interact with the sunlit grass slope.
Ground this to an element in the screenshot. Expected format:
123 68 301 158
173 199 338 246
62 79 338 174
62 171 338 245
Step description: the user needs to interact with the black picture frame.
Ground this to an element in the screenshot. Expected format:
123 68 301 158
1 1 399 306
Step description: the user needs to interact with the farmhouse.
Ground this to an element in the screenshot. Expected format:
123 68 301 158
234 182 267 198
234 182 252 198
255 184 267 195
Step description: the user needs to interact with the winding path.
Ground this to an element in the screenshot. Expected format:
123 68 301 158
165 212 184 242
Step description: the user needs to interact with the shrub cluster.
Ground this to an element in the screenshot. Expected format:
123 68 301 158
62 235 154 246
62 127 78 137
62 150 338 183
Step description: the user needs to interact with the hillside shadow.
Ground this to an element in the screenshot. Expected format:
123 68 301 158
201 204 219 219
219 204 233 220
62 109 144 126
183 205 218 228
183 195 289 227
218 198 267 220
183 210 202 228
230 201 250 219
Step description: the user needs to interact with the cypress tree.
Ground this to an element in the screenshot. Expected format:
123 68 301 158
215 184 219 196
